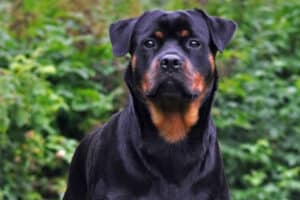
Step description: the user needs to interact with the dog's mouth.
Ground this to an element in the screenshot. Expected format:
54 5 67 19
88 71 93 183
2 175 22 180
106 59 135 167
145 77 199 101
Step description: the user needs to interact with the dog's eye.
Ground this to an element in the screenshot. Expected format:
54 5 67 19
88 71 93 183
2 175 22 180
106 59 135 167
144 39 156 48
187 39 202 48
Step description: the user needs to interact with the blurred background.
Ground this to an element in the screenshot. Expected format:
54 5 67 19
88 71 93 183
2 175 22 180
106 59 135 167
0 0 300 199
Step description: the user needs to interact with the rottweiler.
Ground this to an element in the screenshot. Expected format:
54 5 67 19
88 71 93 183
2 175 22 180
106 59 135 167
64 9 237 200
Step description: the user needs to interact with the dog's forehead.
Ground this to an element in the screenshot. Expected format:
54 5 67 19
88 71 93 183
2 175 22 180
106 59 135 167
134 10 209 37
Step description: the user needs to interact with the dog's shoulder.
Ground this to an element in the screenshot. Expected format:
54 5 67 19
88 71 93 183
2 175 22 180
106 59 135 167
82 109 127 160
64 109 128 199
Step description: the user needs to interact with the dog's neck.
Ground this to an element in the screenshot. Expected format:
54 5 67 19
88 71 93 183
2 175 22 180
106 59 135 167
145 92 207 143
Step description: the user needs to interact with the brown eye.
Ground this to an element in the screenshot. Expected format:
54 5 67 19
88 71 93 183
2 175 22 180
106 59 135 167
188 39 202 48
144 39 156 48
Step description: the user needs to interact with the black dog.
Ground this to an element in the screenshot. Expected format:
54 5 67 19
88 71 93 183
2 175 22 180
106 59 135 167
64 9 236 200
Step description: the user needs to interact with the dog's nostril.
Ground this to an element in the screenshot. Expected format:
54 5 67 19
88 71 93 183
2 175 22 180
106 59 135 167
161 59 169 69
173 59 182 69
173 59 179 65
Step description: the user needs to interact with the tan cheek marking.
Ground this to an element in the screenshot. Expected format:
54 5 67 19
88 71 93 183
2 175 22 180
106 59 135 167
180 29 190 37
185 68 207 128
184 72 207 127
184 60 205 92
140 59 159 94
183 60 195 81
155 31 164 39
141 73 150 93
192 73 205 92
131 55 137 72
183 90 206 128
208 54 215 72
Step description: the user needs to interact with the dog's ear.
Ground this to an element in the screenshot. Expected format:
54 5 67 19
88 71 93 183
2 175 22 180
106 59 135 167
109 18 137 56
194 9 237 52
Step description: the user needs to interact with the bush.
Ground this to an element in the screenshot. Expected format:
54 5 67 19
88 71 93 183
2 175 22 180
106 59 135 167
0 1 121 198
207 1 300 199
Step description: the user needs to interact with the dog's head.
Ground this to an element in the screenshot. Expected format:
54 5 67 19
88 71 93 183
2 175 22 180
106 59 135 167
109 9 236 142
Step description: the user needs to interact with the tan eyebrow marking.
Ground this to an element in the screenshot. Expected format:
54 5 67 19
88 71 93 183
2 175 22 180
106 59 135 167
179 29 190 37
155 31 164 39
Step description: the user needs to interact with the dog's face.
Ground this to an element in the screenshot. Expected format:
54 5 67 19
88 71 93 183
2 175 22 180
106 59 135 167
110 9 235 107
110 9 236 142
132 11 212 103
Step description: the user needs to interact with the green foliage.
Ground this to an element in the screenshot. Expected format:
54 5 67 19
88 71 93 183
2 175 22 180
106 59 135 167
208 0 300 199
0 0 299 199
0 1 121 199
0 51 78 199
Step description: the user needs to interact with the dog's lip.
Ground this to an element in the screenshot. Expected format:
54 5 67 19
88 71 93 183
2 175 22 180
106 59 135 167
145 79 199 100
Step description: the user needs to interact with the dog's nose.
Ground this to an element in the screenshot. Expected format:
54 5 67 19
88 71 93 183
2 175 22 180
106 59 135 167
159 54 183 73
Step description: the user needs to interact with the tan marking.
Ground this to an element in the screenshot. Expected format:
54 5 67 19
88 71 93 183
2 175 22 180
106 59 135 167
182 60 194 81
183 60 206 92
184 71 207 128
140 59 159 94
192 73 205 92
148 102 189 143
208 54 215 72
183 89 206 128
179 29 190 37
141 73 150 93
155 31 164 39
147 72 207 143
131 55 137 72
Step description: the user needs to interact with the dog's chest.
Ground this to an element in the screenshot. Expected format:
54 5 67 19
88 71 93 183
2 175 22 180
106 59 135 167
91 178 220 200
